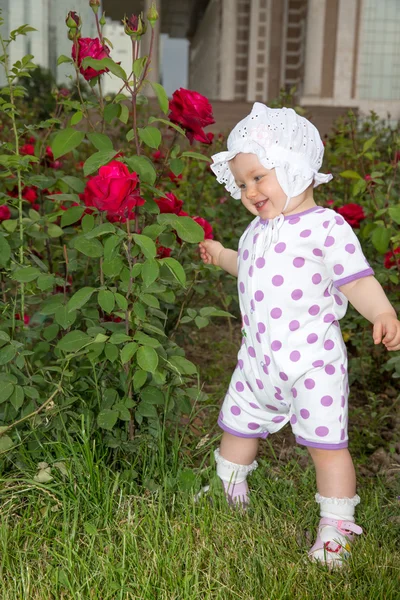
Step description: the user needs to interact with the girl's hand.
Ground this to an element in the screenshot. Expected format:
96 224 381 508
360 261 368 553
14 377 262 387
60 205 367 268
199 240 225 267
373 313 400 351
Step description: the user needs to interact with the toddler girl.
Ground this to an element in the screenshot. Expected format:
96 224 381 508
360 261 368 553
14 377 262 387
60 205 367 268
199 103 400 567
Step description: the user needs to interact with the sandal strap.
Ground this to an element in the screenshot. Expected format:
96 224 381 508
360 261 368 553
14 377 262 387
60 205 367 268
319 517 363 536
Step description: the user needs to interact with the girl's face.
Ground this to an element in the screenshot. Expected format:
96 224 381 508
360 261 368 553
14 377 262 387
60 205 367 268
229 153 314 220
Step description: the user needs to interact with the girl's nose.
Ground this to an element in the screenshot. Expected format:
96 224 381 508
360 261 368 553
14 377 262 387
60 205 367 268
246 186 258 200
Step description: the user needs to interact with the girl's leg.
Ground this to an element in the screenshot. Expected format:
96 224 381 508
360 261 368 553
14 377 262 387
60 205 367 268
216 432 259 506
307 447 362 565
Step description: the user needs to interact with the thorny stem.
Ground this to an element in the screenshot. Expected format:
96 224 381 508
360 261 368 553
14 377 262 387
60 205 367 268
73 35 95 132
131 38 140 156
63 244 69 303
170 273 199 340
95 12 104 44
124 218 135 439
98 77 105 133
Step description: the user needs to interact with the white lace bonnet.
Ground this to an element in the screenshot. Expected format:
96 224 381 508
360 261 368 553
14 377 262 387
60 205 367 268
210 103 333 208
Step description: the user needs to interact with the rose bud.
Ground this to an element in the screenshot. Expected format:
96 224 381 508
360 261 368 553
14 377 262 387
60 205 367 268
66 11 81 29
147 2 159 28
123 14 147 39
89 0 101 14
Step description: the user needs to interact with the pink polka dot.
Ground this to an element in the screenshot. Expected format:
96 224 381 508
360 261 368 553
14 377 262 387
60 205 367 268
321 395 333 406
266 404 278 411
272 275 284 286
249 265 254 277
219 410 224 420
293 257 305 268
325 364 335 375
264 354 271 366
335 216 344 225
275 242 286 253
313 248 323 257
238 248 241 257
248 346 256 357
231 406 241 416
258 322 266 333
290 414 297 425
253 234 259 244
312 274 322 285
271 307 282 319
324 287 330 297
272 416 285 423
300 229 311 237
256 257 265 268
315 426 329 437
256 379 264 389
256 332 261 343
236 381 244 392
243 249 249 260
324 339 335 350
304 378 315 389
292 388 297 398
255 290 264 302
341 364 346 374
239 282 245 293
307 333 318 344
243 314 250 326
333 264 344 275
290 350 301 362
323 220 330 229
279 371 288 381
323 313 335 323
289 320 300 331
341 395 346 407
340 429 345 440
263 365 269 375
248 422 260 430
345 244 355 254
249 402 260 409
271 340 282 351
308 305 320 316
300 408 310 419
324 236 335 247
246 381 253 392
291 289 303 300
288 217 300 224
274 386 281 393
250 299 255 311
312 360 324 367
274 393 283 400
238 359 244 370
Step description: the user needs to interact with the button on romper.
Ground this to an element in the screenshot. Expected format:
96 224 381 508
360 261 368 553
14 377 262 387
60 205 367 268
218 206 374 449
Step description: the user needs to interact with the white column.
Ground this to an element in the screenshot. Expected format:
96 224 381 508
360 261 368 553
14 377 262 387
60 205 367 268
142 0 161 96
8 0 27 67
302 0 325 98
333 0 357 102
219 0 237 100
246 0 261 102
28 0 49 69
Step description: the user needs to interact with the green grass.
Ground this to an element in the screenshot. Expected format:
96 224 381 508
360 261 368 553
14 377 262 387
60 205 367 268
1 433 399 600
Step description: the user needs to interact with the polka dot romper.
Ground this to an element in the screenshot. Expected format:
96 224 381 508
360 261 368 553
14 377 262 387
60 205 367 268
218 206 374 449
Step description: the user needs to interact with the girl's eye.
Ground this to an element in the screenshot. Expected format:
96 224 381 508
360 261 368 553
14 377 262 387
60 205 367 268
239 183 246 190
254 175 264 182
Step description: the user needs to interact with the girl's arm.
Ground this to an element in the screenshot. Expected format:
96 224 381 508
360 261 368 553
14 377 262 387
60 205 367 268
199 240 238 277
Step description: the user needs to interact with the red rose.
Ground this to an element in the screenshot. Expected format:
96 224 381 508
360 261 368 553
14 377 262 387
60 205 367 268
15 313 30 325
192 216 213 239
384 247 400 269
20 144 35 156
156 246 172 258
206 132 215 143
72 37 111 81
168 88 215 145
155 192 183 215
394 151 400 165
152 150 164 162
167 171 183 184
22 187 38 204
0 205 11 221
336 203 366 228
84 160 145 221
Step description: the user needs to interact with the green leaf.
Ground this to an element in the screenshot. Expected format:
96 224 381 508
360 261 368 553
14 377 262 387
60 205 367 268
168 356 197 375
47 224 64 238
82 214 95 233
98 290 115 314
174 217 204 243
141 260 159 287
138 126 162 150
104 103 120 123
85 223 115 239
133 332 161 348
57 55 73 65
170 158 184 176
62 176 85 193
43 324 59 341
148 117 186 137
388 207 400 225
195 316 209 329
137 346 158 373
132 234 157 260
140 294 159 309
40 294 64 315
73 237 103 258
0 345 17 365
67 287 96 312
137 402 158 419
109 333 131 345
142 224 165 239
141 386 164 405
102 257 123 278
120 342 138 364
97 409 119 430
51 128 85 160
0 436 13 452
371 226 391 254
87 132 113 151
83 150 117 177
114 293 128 311
13 266 40 283
37 274 55 291
70 111 83 126
340 170 362 180
160 257 186 287
81 57 127 80
150 82 169 114
105 344 119 363
199 307 234 318
61 206 85 227
56 330 91 352
133 369 147 390
118 104 129 124
124 156 156 185
0 235 11 267
10 385 24 411
55 305 77 329
181 151 211 162
0 380 14 403
363 136 377 153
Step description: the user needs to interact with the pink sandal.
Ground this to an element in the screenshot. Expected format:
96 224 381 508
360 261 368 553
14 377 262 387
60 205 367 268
308 517 363 567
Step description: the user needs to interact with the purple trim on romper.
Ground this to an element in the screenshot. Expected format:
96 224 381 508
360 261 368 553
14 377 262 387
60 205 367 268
333 267 374 289
218 418 269 439
296 436 348 450
259 205 320 224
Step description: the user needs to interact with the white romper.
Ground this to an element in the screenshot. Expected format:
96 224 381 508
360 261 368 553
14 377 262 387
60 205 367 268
218 205 374 449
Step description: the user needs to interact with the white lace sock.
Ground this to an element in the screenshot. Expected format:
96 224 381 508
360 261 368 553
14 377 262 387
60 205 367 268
313 493 361 563
214 448 258 506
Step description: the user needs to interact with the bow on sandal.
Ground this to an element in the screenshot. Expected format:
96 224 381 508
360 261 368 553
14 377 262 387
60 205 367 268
308 517 363 567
